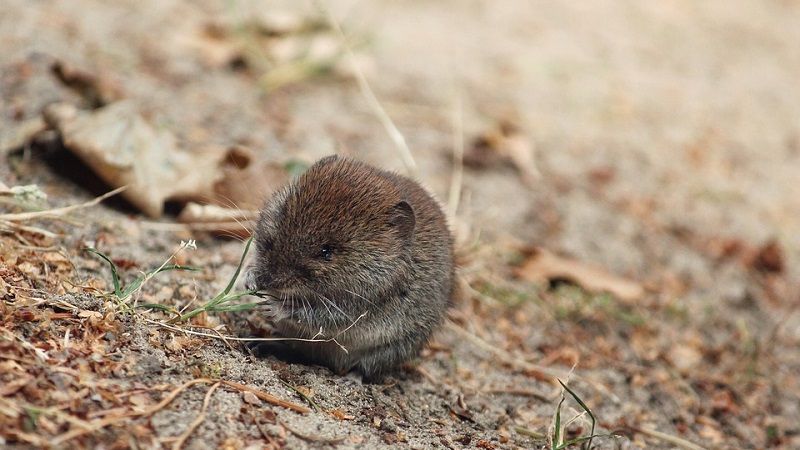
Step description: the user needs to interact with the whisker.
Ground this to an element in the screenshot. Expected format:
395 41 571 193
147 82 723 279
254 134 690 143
314 291 352 322
310 291 334 318
344 288 375 306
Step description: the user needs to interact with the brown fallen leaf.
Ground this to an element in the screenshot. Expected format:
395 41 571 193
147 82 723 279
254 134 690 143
213 146 291 211
464 121 539 187
513 247 644 301
50 60 124 107
748 239 784 274
43 101 230 218
0 116 47 154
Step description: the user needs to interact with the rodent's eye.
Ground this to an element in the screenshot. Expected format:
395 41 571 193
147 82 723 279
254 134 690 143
318 244 334 261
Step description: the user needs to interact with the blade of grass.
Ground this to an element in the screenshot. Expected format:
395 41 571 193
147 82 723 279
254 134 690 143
85 248 122 298
552 392 565 448
559 380 596 450
221 237 253 297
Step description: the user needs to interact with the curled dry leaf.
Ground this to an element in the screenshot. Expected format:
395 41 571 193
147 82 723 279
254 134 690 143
464 121 539 187
175 146 290 236
50 60 125 107
213 146 290 211
43 101 230 218
513 247 644 302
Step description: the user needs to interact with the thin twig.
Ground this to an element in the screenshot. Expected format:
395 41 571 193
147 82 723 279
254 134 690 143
0 186 126 221
50 378 213 445
483 387 553 402
634 427 708 450
315 0 417 176
146 312 368 352
221 381 310 414
50 377 310 446
138 220 256 232
171 382 220 450
0 219 59 237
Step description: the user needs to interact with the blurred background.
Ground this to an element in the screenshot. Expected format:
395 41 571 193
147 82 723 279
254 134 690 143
2 0 799 448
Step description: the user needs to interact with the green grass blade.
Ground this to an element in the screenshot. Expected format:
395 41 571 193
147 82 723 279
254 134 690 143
207 302 264 313
136 303 178 313
85 248 122 297
147 264 199 275
558 380 596 450
221 237 253 297
119 276 145 300
553 392 565 448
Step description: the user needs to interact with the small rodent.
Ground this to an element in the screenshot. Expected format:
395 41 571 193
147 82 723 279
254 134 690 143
245 155 454 380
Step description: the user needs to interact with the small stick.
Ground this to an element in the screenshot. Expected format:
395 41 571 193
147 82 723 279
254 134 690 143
221 381 310 414
171 382 220 450
50 378 213 445
633 426 708 450
483 387 553 402
139 220 256 232
0 186 126 221
0 219 59 237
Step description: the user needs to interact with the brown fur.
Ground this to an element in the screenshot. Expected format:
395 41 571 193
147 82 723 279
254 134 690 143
245 156 454 379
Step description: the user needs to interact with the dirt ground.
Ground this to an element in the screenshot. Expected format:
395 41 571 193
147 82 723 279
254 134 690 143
2 0 800 449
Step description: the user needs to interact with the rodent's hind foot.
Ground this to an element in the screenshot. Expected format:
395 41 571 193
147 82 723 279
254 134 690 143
355 340 422 382
247 340 296 362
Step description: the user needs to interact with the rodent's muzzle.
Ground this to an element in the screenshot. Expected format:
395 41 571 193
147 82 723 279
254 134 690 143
244 265 295 294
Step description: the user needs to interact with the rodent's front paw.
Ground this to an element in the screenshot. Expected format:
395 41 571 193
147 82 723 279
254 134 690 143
259 298 288 321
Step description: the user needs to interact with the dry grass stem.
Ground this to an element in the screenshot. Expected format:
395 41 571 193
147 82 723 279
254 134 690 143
221 381 310 414
315 0 417 176
634 427 708 450
0 186 126 221
447 89 465 219
171 382 220 450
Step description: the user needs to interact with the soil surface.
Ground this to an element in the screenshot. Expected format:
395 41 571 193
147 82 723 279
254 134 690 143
2 1 799 449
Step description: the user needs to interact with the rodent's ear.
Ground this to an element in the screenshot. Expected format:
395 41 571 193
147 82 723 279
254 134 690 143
314 155 339 167
389 201 415 242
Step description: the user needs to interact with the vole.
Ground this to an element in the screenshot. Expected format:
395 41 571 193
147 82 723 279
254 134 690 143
244 155 454 380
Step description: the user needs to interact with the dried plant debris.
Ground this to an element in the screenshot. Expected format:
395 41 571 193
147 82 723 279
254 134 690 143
50 60 125 108
180 11 372 90
213 146 291 212
513 247 644 302
42 101 233 218
0 184 47 210
464 121 540 187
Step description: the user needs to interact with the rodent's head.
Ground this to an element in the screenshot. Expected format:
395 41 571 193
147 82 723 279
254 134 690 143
247 156 415 314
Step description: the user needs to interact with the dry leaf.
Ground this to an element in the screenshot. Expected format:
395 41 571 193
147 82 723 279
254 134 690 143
242 391 262 406
514 247 644 301
749 239 784 274
43 101 230 218
0 116 47 154
465 121 539 186
330 409 354 420
50 60 124 107
213 146 290 211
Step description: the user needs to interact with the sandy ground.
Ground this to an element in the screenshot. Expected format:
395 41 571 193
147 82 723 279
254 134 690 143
2 0 800 449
